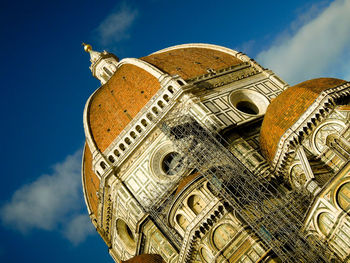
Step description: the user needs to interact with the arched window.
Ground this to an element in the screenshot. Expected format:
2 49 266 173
212 223 236 250
108 155 115 163
200 247 213 263
100 161 107 170
188 194 205 215
141 119 147 127
119 144 126 151
337 183 350 212
168 86 174 94
125 137 131 145
130 131 136 139
103 66 113 77
152 107 159 115
146 113 153 121
163 94 170 102
327 133 350 159
317 212 334 236
177 80 184 86
114 149 120 157
176 214 189 231
157 101 165 109
136 125 142 133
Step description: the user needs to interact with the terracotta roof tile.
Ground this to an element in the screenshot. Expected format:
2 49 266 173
141 47 243 80
88 64 160 152
175 172 201 196
338 105 350 111
83 143 100 217
260 78 346 165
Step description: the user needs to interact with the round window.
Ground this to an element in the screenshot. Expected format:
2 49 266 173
162 152 183 175
150 143 186 179
229 89 269 116
236 101 259 115
116 219 136 252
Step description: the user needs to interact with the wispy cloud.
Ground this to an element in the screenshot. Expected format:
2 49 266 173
0 149 94 245
62 214 94 245
96 2 138 45
257 0 350 84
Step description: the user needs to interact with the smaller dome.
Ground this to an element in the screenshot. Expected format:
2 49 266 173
175 172 201 196
260 78 347 167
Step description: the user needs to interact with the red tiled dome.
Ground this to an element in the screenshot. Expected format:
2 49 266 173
87 63 161 152
86 45 244 153
141 47 243 80
260 78 347 165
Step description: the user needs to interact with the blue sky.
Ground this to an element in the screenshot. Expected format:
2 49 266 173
0 0 350 262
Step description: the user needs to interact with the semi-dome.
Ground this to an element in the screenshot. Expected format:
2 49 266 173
260 78 347 168
174 172 201 197
85 44 245 153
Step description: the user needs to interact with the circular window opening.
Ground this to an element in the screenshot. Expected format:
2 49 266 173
236 101 259 115
116 219 136 252
229 89 269 116
162 152 183 175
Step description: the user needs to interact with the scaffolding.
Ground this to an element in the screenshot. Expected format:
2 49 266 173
156 114 338 263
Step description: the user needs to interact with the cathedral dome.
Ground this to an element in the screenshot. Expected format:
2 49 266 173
141 44 243 81
260 78 347 168
82 44 246 219
85 44 244 152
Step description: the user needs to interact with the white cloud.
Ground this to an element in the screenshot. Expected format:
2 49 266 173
96 3 138 45
257 0 350 84
0 149 94 244
62 214 95 245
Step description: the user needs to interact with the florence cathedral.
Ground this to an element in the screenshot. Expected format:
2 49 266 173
81 43 350 263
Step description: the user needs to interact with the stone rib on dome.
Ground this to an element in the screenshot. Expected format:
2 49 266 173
87 63 160 152
82 143 100 217
141 46 243 81
260 78 347 167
